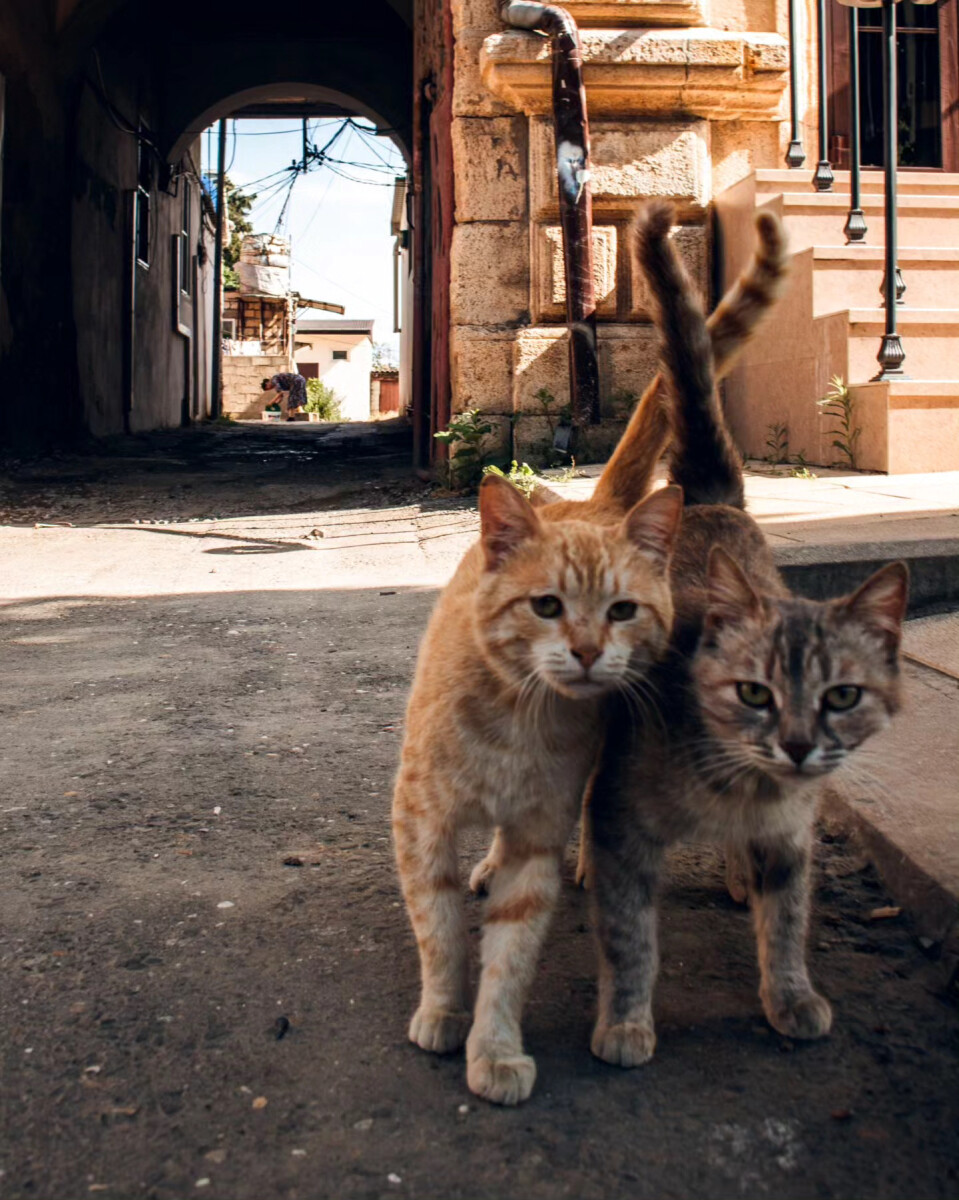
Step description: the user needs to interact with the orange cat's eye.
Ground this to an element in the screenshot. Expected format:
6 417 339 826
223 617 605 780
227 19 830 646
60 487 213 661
608 600 638 622
823 685 862 712
736 681 773 709
531 595 563 619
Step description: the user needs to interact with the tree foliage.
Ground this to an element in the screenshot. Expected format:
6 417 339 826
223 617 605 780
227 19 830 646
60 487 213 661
221 176 257 291
372 342 399 370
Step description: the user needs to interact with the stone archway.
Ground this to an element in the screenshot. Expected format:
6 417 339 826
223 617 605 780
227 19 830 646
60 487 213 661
0 0 417 447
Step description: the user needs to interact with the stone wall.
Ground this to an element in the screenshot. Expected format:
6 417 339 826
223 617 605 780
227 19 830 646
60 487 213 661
446 0 790 465
222 356 290 420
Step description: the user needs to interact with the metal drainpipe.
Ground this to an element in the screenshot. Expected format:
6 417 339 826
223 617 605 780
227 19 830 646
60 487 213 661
500 1 600 435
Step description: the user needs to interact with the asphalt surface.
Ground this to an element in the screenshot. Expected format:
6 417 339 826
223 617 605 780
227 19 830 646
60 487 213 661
1 423 956 1200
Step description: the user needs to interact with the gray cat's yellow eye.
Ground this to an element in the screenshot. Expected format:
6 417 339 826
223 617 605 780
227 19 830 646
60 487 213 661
823 685 862 712
608 600 638 622
736 681 774 709
531 595 563 619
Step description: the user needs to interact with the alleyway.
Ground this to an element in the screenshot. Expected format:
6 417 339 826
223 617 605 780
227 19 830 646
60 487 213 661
1 425 956 1200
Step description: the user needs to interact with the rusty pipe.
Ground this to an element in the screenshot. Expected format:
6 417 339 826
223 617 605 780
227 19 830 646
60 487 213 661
501 1 600 430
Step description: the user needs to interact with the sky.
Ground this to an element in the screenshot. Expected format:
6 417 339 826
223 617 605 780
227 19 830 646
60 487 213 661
202 118 407 356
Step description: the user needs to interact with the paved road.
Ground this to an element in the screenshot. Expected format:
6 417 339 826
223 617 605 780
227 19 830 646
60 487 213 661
1 425 956 1200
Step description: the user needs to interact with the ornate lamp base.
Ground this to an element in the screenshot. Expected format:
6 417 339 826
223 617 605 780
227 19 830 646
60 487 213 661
843 208 868 244
873 333 909 380
812 160 834 192
785 140 806 169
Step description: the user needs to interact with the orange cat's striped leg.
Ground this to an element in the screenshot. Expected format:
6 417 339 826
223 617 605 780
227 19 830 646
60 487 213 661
466 828 565 1106
392 784 471 1054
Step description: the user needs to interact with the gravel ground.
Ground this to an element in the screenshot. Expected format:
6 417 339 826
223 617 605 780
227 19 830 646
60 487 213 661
1 424 956 1200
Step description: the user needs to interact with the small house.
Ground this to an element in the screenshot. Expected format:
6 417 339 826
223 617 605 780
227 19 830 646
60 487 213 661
294 320 375 422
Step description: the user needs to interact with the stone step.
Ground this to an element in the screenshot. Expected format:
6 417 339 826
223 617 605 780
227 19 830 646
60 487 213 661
808 246 959 313
828 309 959 382
846 380 959 473
762 193 959 250
754 167 959 198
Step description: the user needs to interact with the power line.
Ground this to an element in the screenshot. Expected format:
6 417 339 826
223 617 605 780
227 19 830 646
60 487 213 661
292 258 393 319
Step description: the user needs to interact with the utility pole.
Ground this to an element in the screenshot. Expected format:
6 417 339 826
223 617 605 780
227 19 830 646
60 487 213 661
211 118 227 418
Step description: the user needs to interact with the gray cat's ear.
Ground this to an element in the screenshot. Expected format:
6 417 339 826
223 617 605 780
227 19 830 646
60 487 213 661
479 474 541 569
621 484 683 567
705 546 761 629
837 561 909 649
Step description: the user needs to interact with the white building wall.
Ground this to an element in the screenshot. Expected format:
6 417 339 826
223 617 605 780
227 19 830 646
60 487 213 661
294 332 373 422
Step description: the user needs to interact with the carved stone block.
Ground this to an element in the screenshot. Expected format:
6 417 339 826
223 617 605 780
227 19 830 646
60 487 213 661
534 224 619 323
530 119 710 220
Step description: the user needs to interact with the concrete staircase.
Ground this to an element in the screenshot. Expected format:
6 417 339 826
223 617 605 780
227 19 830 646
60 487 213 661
716 169 959 473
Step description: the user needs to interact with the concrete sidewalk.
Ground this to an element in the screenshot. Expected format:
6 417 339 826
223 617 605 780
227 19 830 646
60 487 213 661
541 463 959 611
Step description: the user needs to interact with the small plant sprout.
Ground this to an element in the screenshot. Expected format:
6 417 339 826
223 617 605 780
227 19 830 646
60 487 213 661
817 376 861 470
765 421 790 465
483 460 538 498
791 451 818 480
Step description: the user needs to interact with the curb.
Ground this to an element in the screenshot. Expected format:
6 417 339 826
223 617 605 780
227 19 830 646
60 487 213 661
821 788 958 991
533 482 959 616
778 539 959 616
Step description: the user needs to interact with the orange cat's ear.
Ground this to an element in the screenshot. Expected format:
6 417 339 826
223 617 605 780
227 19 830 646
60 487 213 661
705 546 761 630
836 561 908 651
479 474 541 569
621 484 683 567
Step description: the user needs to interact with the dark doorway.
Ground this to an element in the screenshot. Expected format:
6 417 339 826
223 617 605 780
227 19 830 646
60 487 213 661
830 0 959 172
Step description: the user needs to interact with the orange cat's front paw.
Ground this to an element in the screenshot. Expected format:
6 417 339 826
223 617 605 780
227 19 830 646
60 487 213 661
467 1052 536 1106
762 989 832 1040
591 1020 656 1068
409 1007 471 1054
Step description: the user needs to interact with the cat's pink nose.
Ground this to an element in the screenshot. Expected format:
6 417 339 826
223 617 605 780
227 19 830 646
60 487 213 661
571 645 601 671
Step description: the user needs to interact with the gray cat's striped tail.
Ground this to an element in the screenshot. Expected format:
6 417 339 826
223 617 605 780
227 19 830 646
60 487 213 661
634 200 788 510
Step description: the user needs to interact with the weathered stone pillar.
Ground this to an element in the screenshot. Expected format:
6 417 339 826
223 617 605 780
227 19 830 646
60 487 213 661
447 0 789 466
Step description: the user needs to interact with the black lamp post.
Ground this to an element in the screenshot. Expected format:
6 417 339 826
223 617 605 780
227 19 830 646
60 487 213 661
876 0 905 375
835 0 935 378
842 6 867 242
813 0 835 190
785 0 806 167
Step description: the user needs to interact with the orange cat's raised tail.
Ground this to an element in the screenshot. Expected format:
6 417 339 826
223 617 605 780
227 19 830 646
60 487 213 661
587 208 789 518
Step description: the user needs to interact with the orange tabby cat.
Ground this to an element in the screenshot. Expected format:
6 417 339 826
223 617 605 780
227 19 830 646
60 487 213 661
392 211 789 1106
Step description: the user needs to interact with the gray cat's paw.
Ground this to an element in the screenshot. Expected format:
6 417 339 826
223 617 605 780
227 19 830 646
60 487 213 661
591 1020 656 1067
762 989 833 1040
469 855 496 896
409 1007 471 1054
467 1053 537 1106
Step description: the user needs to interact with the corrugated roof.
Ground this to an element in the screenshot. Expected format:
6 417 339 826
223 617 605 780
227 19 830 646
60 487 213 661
296 319 375 336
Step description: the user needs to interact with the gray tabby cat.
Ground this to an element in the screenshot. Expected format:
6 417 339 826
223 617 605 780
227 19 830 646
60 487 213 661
587 200 909 1067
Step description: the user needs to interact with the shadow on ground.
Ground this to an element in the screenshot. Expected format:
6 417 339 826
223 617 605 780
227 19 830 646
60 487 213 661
1 587 956 1200
0 420 427 527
